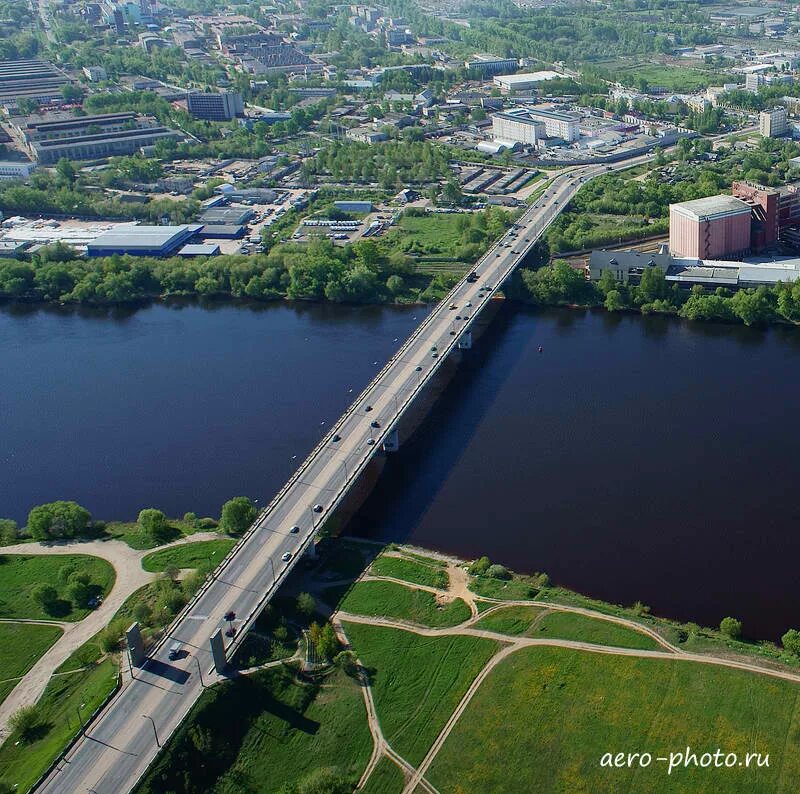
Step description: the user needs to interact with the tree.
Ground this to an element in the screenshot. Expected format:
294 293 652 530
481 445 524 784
781 629 800 657
220 496 257 534
469 556 491 575
8 704 45 743
486 564 510 580
719 616 742 639
67 572 92 607
317 623 339 660
137 508 170 543
604 289 624 311
334 650 359 676
27 501 91 541
296 592 316 618
32 584 59 612
0 518 17 546
55 157 77 187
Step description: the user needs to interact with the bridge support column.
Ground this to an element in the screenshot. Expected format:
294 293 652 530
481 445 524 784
126 622 146 667
383 426 399 453
458 330 473 350
210 629 227 674
304 541 318 560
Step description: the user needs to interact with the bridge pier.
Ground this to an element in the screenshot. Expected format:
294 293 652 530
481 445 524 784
457 330 473 350
210 628 227 673
304 541 318 560
382 426 400 452
126 622 146 667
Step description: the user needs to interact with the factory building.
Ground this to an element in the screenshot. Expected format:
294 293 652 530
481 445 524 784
0 59 72 109
0 161 35 180
492 71 561 93
187 91 244 121
464 54 519 76
87 225 202 257
491 107 580 144
731 181 779 251
759 106 788 138
669 195 752 260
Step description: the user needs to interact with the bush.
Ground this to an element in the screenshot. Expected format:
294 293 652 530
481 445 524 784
32 583 59 612
486 564 510 580
67 571 93 607
0 518 17 546
720 616 743 639
99 621 125 653
296 592 316 618
27 500 91 541
138 508 170 543
8 705 46 743
334 650 358 677
297 767 352 794
220 496 257 534
781 628 800 657
468 556 491 576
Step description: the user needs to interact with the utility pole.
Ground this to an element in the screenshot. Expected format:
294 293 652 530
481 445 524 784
142 714 161 748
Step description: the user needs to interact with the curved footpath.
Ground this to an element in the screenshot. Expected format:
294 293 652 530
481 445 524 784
0 532 219 742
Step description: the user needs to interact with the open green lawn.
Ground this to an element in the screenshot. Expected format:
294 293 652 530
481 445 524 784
604 61 732 92
339 580 470 628
0 623 63 706
136 665 371 794
0 555 115 621
473 605 545 635
360 756 405 794
344 622 499 766
427 646 800 793
370 555 449 589
469 575 539 601
104 516 214 550
0 657 119 793
531 610 659 650
394 213 467 255
141 538 236 572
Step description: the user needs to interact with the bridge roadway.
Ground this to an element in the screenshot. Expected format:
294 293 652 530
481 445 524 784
36 151 654 794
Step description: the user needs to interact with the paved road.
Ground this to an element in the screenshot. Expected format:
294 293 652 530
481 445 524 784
35 153 655 794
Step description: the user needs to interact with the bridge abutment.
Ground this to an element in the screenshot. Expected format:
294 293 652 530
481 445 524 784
382 426 400 452
457 330 473 350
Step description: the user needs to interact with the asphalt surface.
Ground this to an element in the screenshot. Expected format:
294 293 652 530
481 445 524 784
35 154 653 794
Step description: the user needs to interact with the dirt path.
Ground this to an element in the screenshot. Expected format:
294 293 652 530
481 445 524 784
0 532 221 741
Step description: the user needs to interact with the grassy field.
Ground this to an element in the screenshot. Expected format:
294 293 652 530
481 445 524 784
427 646 800 793
0 623 63 706
392 213 468 256
605 61 731 92
136 665 371 794
104 515 214 550
360 756 405 794
140 538 236 572
0 657 119 793
0 555 115 621
339 580 471 628
344 622 499 766
469 575 539 601
370 555 449 589
473 605 545 635
532 610 659 650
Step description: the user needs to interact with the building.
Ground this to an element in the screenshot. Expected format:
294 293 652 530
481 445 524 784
760 106 788 138
178 243 220 257
17 112 181 164
187 91 244 121
669 195 752 260
87 224 202 257
492 106 580 143
334 200 373 213
83 66 108 83
745 73 765 93
492 71 561 93
0 59 71 108
464 54 519 76
0 161 35 180
346 126 388 144
731 181 779 250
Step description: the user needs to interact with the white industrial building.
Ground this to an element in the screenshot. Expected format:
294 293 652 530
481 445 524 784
492 71 561 93
492 107 581 144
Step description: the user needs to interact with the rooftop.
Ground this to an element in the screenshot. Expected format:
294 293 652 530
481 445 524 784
670 195 752 221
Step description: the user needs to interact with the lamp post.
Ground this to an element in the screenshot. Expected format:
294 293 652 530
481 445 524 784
142 714 161 748
194 656 205 688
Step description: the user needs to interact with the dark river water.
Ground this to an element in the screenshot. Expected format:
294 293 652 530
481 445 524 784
2 300 799 639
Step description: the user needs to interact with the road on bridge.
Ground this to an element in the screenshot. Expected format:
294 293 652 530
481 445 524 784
36 151 657 794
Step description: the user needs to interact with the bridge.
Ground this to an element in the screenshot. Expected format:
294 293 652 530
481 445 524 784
36 152 654 794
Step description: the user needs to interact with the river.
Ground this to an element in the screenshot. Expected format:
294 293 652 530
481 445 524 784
2 300 799 639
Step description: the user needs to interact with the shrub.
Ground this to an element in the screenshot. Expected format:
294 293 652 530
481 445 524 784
138 508 170 543
99 621 125 653
9 705 46 743
486 564 510 580
27 500 91 541
296 592 316 618
220 497 257 534
468 556 491 576
32 583 59 612
0 518 17 546
781 628 800 657
67 571 93 607
720 616 743 639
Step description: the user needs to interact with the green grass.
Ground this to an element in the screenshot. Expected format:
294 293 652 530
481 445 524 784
360 756 405 794
605 61 732 92
0 623 63 705
370 555 449 589
531 610 659 650
0 657 119 793
397 551 447 568
394 213 466 254
339 580 471 628
427 646 800 793
343 622 500 766
140 538 236 572
469 575 539 601
0 555 116 621
136 665 371 794
473 605 545 635
104 516 213 550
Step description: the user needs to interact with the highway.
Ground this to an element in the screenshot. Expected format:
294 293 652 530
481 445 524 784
35 151 655 794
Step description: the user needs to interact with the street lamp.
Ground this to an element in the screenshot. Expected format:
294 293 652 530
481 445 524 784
142 714 161 748
194 656 205 688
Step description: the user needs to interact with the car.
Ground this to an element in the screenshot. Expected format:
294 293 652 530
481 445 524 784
290 525 300 534
554 199 559 205
449 330 456 336
430 345 437 352
367 438 376 446
282 552 292 562
313 503 323 513
168 642 183 661
431 351 439 358
466 302 472 308
364 405 372 412
449 303 457 310
415 365 423 371
455 315 462 320
370 420 381 429
463 314 469 320
331 434 341 443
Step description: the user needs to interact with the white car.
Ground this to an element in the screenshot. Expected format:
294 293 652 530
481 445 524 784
281 552 292 562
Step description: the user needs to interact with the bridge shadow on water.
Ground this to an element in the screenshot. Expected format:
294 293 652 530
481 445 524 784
346 301 533 544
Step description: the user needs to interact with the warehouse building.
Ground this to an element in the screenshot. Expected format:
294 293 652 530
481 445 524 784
0 59 71 109
87 225 202 257
464 54 519 76
492 71 561 93
187 90 244 121
0 161 35 180
491 111 545 146
491 107 581 144
669 195 752 260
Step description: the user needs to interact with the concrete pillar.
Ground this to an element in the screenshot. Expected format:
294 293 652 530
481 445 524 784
383 426 399 452
304 540 318 560
458 330 473 350
126 622 146 667
210 629 227 674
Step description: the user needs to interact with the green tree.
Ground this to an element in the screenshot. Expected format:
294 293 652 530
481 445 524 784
220 496 257 534
604 289 624 311
296 592 316 618
8 705 45 743
27 501 91 541
138 508 170 543
486 564 510 579
297 767 352 794
32 583 59 612
719 616 742 639
55 157 77 187
468 556 491 575
781 629 800 657
317 622 339 661
0 518 17 546
67 572 92 607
